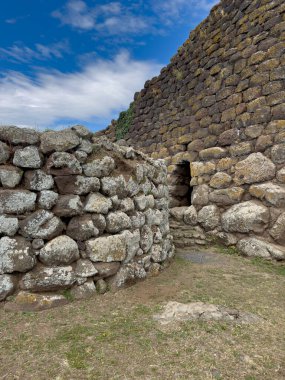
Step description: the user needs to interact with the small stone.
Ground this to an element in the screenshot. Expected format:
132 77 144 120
237 238 285 260
13 146 42 168
67 215 99 241
269 213 285 245
71 280 97 300
55 175 100 195
184 206 198 225
130 211 145 229
198 205 220 231
0 126 40 145
140 225 153 253
210 172 232 189
53 195 83 217
249 182 285 207
277 168 285 183
32 239 44 250
0 141 10 164
38 190 59 209
39 236 79 266
4 291 68 311
83 156 115 177
120 198 135 212
209 187 244 205
121 229 140 263
170 207 188 221
0 165 23 188
24 170 54 191
134 195 148 211
199 147 227 160
71 125 92 138
0 215 19 237
46 152 82 176
86 235 126 262
191 184 209 206
96 279 108 294
271 144 285 164
84 193 112 214
91 214 106 234
0 190 36 214
0 274 16 301
93 262 120 279
0 236 35 274
40 129 80 153
75 259 98 278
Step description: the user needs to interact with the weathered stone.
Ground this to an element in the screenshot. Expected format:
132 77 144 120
19 210 64 239
96 279 108 294
169 207 188 221
0 190 36 214
237 238 285 260
245 125 264 138
39 236 79 266
24 170 54 190
191 162 216 177
217 157 236 171
0 126 40 145
67 215 98 241
46 152 82 176
214 232 237 247
234 153 276 185
40 130 80 153
106 212 131 233
71 125 92 138
101 176 125 197
191 184 209 206
183 206 198 225
120 198 135 212
120 229 140 263
221 201 269 233
218 129 239 146
108 262 146 289
0 141 10 164
86 235 126 262
38 190 59 210
32 239 44 250
199 147 226 160
269 213 285 245
134 195 148 211
55 175 100 195
93 262 120 279
20 266 76 292
230 142 252 157
277 168 285 183
210 172 232 189
249 183 285 207
140 225 153 253
5 291 69 311
91 214 106 234
0 215 19 237
84 193 112 214
71 280 96 300
127 177 140 197
53 195 83 217
75 259 98 278
13 146 42 168
0 274 16 301
0 165 23 188
209 187 244 205
83 156 115 177
0 236 35 274
130 211 145 229
271 144 285 164
198 205 220 231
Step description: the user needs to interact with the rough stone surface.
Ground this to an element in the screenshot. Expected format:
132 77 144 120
13 146 42 169
46 152 82 176
53 195 83 217
0 190 36 214
40 130 80 153
93 262 120 280
0 215 19 237
84 193 112 214
39 236 79 266
237 238 285 260
75 259 98 278
106 212 131 233
0 237 35 274
198 205 220 231
24 170 54 191
0 274 16 301
67 215 98 241
86 235 126 262
0 165 23 188
0 126 40 145
4 291 68 311
19 210 64 239
221 201 269 233
269 213 285 245
38 190 59 209
83 156 115 178
249 183 285 207
70 280 96 300
183 206 198 225
55 175 100 195
0 141 10 164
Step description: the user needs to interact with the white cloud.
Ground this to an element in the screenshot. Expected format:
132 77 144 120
0 52 162 129
0 40 70 63
52 0 96 30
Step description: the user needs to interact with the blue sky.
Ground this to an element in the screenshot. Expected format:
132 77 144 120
0 0 218 131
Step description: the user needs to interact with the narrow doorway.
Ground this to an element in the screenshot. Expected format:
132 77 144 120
169 160 193 207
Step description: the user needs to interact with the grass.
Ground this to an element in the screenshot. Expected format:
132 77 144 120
1 248 285 379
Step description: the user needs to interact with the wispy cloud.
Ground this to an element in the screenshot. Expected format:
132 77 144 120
0 40 70 63
0 52 162 129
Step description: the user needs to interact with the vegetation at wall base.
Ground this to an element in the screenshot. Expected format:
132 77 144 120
115 102 134 140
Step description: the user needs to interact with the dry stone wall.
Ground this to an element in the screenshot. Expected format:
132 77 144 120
0 126 174 304
97 0 285 260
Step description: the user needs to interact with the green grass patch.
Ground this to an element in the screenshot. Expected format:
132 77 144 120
115 102 134 140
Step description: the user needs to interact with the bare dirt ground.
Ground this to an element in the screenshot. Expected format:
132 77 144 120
0 247 285 380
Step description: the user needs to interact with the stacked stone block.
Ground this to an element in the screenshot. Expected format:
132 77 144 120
0 126 174 303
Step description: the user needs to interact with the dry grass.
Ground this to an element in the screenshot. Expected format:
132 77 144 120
0 247 285 380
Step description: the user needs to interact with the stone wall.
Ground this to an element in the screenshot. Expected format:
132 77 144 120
0 126 174 305
97 0 285 260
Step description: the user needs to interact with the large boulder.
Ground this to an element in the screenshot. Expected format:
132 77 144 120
221 201 269 233
24 170 54 191
83 156 115 178
0 274 16 301
249 182 285 207
0 126 40 145
0 215 19 237
46 152 82 176
53 195 83 217
19 210 64 239
40 130 80 153
55 175 100 195
86 235 126 262
66 215 99 241
237 238 285 260
106 212 131 233
39 236 79 266
0 190 36 214
234 153 276 185
269 213 285 245
0 236 35 274
197 205 220 231
13 146 42 168
84 193 112 214
20 266 76 292
0 165 23 188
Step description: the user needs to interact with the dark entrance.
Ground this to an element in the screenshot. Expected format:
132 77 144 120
169 160 193 207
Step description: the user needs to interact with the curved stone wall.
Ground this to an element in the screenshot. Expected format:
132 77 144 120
0 126 174 304
97 0 285 260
